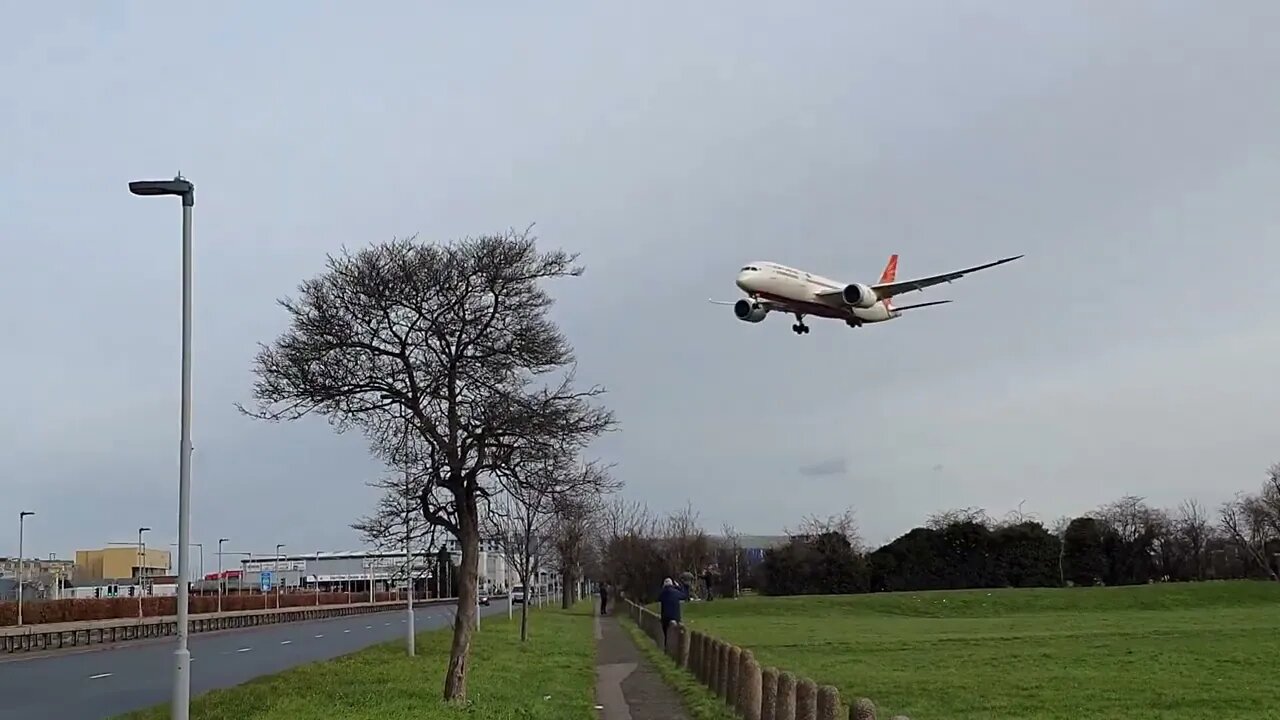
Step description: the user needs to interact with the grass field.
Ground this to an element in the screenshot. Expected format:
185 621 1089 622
679 581 1280 720
119 605 597 720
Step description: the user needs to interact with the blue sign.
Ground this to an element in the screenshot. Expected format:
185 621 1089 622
260 571 273 592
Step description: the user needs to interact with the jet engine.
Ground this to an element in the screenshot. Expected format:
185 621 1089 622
841 282 879 309
733 299 768 323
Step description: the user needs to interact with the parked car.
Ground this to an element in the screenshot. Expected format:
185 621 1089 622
510 585 526 604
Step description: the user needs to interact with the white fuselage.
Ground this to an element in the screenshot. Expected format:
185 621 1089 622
736 262 896 323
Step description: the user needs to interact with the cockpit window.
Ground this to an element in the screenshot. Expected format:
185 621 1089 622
740 265 760 272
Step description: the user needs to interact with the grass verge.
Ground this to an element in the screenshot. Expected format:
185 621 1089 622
620 619 737 720
118 604 597 720
681 581 1280 720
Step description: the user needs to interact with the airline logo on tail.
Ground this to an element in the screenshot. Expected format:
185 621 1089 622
878 254 898 308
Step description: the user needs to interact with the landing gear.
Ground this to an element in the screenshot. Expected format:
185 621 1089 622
792 314 810 335
845 318 862 329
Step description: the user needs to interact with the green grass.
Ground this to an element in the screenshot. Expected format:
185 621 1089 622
118 604 597 720
676 581 1280 720
619 619 738 720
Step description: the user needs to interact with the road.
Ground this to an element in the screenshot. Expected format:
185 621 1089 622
0 599 513 719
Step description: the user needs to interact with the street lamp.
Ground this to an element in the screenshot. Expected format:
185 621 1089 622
216 538 230 613
170 543 204 587
17 511 34 626
275 544 285 609
137 527 151 619
129 173 196 720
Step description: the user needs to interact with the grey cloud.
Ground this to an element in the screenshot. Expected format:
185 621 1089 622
799 458 848 478
3 2 1279 559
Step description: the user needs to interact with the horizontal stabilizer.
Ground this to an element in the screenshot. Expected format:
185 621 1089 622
892 299 952 311
708 299 737 306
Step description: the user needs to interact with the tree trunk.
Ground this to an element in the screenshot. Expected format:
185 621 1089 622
519 550 531 642
561 565 575 609
443 510 480 701
520 578 530 641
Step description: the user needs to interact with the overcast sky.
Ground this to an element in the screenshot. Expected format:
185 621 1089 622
4 2 1279 565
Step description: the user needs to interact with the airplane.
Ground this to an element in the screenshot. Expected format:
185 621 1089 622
709 253 1023 335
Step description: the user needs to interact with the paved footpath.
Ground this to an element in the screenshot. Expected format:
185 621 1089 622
594 608 690 720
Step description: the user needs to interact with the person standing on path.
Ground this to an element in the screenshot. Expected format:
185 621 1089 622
599 581 610 615
658 577 690 648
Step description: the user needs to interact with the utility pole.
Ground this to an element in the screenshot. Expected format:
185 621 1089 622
17 511 34 626
274 544 285 609
216 539 229 613
137 526 151 618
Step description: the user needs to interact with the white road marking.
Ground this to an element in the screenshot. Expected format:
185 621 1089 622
236 647 252 653
384 622 390 626
280 640 292 645
314 634 325 638
343 629 351 633
365 625 372 629
89 673 112 680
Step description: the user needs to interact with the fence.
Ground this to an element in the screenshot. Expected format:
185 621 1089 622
624 599 910 720
0 591 420 627
1 597 454 654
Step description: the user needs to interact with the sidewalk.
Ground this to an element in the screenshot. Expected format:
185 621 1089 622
595 607 690 720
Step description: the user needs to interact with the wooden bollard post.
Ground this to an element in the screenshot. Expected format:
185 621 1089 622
796 678 818 720
817 685 840 720
726 645 742 705
690 631 702 680
665 622 679 657
677 624 691 669
761 667 779 720
738 650 763 720
708 639 721 694
850 697 877 720
718 643 731 699
775 671 797 720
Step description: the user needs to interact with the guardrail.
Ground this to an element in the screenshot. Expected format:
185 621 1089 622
0 597 462 654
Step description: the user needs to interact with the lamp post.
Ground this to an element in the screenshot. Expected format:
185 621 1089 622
315 550 322 607
137 527 151 618
275 544 285 609
16 511 34 626
129 173 195 720
216 538 230 613
170 542 204 589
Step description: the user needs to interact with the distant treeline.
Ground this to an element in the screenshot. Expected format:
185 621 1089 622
595 464 1280 602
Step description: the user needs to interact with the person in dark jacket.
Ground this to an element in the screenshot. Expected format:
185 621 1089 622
658 577 690 647
598 582 609 615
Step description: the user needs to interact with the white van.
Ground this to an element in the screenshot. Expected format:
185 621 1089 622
511 585 526 604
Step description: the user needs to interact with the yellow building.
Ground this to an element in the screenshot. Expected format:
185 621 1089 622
74 547 171 581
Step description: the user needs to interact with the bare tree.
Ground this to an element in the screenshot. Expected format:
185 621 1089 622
350 463 439 597
1220 493 1279 580
485 483 552 642
549 490 601 608
239 230 616 700
789 507 864 551
1176 499 1210 580
720 522 742 599
925 506 992 531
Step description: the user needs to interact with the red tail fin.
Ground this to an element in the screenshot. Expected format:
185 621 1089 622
878 254 898 284
879 254 898 308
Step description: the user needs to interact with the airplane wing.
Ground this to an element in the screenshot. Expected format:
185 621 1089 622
891 300 952 311
708 297 789 310
870 254 1023 300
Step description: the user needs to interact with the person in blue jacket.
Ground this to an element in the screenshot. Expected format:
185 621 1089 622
658 577 690 647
